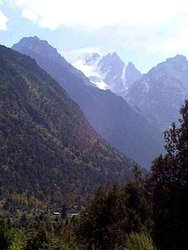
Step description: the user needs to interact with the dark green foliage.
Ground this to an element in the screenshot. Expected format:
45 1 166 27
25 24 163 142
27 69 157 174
76 179 152 250
125 232 156 250
0 45 134 207
150 100 188 250
0 213 83 250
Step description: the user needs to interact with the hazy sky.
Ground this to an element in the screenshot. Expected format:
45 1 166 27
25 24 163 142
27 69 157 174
1 0 188 72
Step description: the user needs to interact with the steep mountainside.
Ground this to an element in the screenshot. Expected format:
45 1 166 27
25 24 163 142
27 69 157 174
13 37 164 168
73 52 142 94
125 55 188 128
0 45 134 204
97 52 125 93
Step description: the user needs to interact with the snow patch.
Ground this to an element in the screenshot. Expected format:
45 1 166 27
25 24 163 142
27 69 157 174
121 64 127 80
73 53 111 90
94 80 108 90
142 78 150 93
73 59 97 77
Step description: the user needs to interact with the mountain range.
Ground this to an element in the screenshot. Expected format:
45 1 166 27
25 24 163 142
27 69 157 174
73 52 142 94
0 44 134 205
13 36 164 168
124 55 188 128
74 49 188 129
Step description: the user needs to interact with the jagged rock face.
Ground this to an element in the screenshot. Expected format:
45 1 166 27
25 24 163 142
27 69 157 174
82 52 101 65
13 37 164 168
97 52 125 93
73 52 142 94
126 55 188 128
12 36 92 86
124 62 142 89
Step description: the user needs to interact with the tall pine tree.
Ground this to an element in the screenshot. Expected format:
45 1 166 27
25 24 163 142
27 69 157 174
150 100 188 250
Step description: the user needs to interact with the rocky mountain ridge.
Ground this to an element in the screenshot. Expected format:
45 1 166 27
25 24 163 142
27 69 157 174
73 52 142 94
13 36 164 168
125 54 188 128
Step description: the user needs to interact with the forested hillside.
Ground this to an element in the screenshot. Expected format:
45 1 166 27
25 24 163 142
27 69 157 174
0 45 134 206
0 44 187 250
1 100 187 249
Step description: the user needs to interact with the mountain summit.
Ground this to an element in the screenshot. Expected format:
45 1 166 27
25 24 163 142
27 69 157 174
126 54 188 128
73 52 142 93
13 36 92 86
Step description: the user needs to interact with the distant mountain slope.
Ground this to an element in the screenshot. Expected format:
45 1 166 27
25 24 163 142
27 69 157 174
125 55 188 128
0 45 135 204
13 37 164 168
73 52 142 93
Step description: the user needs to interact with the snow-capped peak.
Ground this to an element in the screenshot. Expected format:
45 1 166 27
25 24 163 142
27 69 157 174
73 52 108 90
73 52 142 94
77 52 101 65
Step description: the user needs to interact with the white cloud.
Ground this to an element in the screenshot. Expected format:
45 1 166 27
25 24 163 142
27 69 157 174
9 0 188 30
6 0 188 72
97 24 159 49
22 8 38 22
61 46 103 62
151 28 188 55
0 10 8 30
68 47 102 57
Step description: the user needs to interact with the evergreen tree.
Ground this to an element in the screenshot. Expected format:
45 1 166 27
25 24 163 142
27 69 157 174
76 181 152 250
150 100 188 250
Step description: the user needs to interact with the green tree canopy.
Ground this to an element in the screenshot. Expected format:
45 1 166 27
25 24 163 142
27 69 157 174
150 100 188 250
